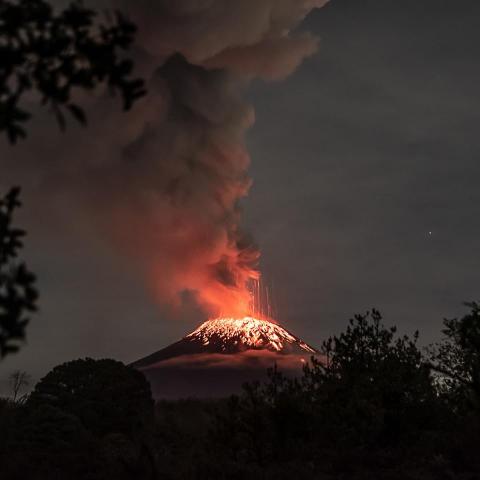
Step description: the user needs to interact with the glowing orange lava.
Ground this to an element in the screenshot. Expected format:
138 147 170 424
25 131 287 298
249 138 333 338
198 275 275 320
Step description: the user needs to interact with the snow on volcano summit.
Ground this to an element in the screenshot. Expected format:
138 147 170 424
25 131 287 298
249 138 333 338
187 317 316 354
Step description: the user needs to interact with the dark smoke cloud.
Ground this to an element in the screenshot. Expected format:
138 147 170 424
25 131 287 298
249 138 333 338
120 0 329 79
0 0 329 317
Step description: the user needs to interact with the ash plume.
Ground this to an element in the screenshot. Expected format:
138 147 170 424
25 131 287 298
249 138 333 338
0 0 329 316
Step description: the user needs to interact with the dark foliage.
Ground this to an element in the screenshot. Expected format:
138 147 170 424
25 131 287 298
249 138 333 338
0 0 146 143
0 187 37 358
428 303 480 475
305 310 439 447
28 358 154 438
4 404 102 480
430 302 480 411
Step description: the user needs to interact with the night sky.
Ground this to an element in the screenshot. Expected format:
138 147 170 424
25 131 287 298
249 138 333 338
1 0 480 391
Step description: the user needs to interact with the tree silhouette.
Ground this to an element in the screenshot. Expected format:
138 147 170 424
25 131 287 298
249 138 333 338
0 0 145 143
303 310 437 446
431 302 480 412
28 358 154 438
0 187 37 358
427 303 480 476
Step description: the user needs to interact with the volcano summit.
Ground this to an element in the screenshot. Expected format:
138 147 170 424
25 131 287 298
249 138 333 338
132 317 317 399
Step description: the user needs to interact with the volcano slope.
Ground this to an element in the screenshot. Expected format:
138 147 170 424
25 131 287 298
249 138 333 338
131 317 318 399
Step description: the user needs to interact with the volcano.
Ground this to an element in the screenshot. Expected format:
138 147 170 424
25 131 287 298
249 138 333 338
132 317 318 399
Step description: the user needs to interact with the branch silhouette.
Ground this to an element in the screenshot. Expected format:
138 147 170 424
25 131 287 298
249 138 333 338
0 0 146 143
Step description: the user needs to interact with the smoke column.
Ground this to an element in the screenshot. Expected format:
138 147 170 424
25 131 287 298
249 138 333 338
0 0 329 317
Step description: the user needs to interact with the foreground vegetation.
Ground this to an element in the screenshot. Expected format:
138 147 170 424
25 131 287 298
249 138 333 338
1 305 480 479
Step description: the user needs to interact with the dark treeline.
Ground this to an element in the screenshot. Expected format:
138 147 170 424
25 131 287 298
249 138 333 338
1 307 480 479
